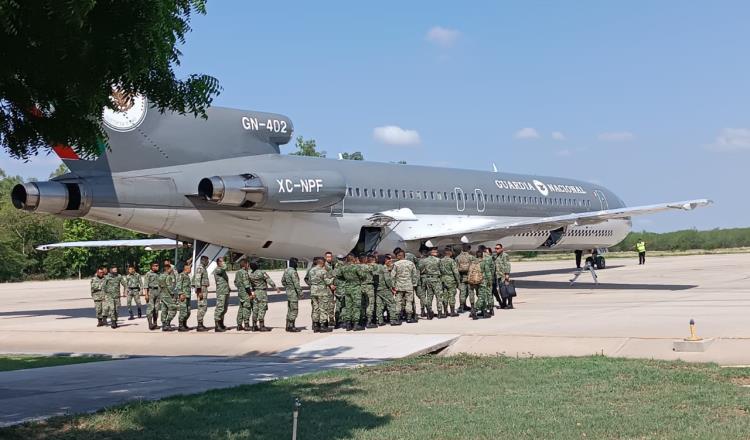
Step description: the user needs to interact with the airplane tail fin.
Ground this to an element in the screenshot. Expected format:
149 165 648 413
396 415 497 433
62 98 294 175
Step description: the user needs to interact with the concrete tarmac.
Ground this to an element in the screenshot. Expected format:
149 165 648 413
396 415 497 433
0 253 748 363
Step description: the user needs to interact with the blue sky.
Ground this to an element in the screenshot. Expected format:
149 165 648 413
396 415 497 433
2 1 748 232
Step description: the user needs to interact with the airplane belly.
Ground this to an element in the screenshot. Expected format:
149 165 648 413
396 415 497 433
552 218 632 250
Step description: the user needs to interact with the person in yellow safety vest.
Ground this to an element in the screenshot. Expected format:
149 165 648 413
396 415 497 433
635 239 647 265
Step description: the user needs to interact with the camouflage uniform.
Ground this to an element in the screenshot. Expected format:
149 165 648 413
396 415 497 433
339 263 364 326
331 262 348 325
90 275 106 322
418 255 443 317
374 264 399 325
248 269 276 326
392 258 418 320
234 268 253 329
325 260 343 324
305 266 334 328
478 255 495 312
214 265 230 324
281 267 301 323
359 263 376 325
102 273 121 323
158 270 178 327
177 271 192 327
410 253 426 315
144 270 161 323
440 255 461 314
455 251 473 309
494 251 512 306
122 272 142 316
192 262 210 325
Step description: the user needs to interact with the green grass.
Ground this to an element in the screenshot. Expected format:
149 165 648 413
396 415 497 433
2 356 749 439
0 355 110 372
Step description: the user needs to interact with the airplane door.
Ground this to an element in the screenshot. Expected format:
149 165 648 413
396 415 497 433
593 190 609 210
475 189 486 213
454 187 465 212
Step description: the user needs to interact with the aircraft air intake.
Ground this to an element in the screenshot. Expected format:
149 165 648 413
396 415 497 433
198 171 346 211
11 181 89 216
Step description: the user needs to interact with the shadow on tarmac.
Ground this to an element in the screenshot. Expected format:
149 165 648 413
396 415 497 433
0 294 302 320
515 279 697 291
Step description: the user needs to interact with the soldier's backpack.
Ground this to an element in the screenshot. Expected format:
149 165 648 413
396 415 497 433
456 253 471 273
467 261 484 285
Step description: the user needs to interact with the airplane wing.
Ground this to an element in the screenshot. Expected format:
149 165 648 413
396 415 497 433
399 199 712 244
36 238 184 251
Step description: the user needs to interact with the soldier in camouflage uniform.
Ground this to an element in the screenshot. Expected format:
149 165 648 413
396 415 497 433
337 254 364 331
418 248 444 319
213 257 230 332
91 267 106 327
455 244 473 312
191 255 211 331
392 250 419 323
440 247 461 317
158 263 178 331
122 265 142 320
306 257 335 333
102 265 122 329
374 255 400 326
248 261 280 332
143 262 161 330
234 259 253 331
177 264 192 332
494 243 513 309
281 258 302 332
324 252 344 327
359 254 377 328
480 248 495 318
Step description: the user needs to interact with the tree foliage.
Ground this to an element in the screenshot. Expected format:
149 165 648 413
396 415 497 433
340 151 364 160
0 0 221 159
290 136 326 157
609 228 750 252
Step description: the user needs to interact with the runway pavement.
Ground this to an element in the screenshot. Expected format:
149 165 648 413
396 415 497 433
0 253 748 362
1 253 748 426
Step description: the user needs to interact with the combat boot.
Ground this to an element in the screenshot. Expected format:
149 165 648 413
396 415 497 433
354 323 365 331
489 308 495 316
214 321 225 332
111 320 118 329
102 317 108 326
162 324 175 332
345 322 353 331
390 320 402 326
178 320 189 332
406 314 417 324
137 307 142 318
427 310 434 320
251 322 259 332
449 305 457 317
258 320 271 332
220 318 227 330
236 324 245 331
420 306 426 318
128 311 135 321
289 320 301 332
196 321 208 332
312 322 320 333
471 308 478 320
96 318 104 327
319 323 332 332
366 321 377 329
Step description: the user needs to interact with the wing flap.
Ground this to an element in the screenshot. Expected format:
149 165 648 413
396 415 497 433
36 238 183 251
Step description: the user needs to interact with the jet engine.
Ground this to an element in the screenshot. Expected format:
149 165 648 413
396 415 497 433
11 180 89 216
198 171 346 211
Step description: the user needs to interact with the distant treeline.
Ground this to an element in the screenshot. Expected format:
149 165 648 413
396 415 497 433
609 228 750 252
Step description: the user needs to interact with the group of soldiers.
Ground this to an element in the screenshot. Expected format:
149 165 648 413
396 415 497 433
90 243 514 333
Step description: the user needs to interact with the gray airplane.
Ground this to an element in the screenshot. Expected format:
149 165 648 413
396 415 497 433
11 94 711 269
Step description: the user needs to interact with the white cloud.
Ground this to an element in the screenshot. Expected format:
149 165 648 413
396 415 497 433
556 149 572 157
373 125 421 146
425 26 461 48
551 131 565 140
514 127 540 139
597 131 634 142
706 128 750 152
